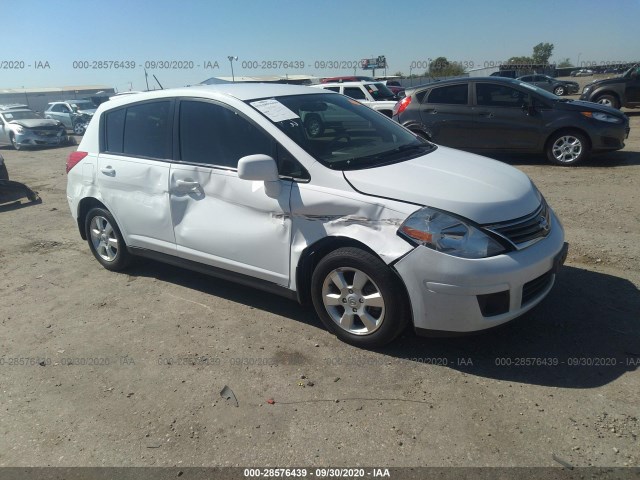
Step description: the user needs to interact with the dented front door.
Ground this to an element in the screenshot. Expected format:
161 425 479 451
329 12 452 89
169 165 292 286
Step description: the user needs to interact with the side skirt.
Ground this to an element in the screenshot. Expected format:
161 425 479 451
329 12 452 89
128 247 299 302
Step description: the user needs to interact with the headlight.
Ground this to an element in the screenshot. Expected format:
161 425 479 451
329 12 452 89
398 207 506 259
582 86 591 94
581 111 622 123
12 125 24 134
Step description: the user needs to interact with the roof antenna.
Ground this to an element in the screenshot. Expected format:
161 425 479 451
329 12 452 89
153 74 164 90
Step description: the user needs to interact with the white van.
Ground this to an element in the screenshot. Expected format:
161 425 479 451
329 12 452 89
66 84 567 347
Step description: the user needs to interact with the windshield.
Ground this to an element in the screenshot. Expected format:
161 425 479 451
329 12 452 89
71 101 95 110
622 65 639 78
248 93 434 171
365 83 396 100
1 110 43 121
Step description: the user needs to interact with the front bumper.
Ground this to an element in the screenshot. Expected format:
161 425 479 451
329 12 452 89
15 129 69 148
393 210 566 333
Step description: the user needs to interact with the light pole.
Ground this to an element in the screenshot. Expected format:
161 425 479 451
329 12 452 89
228 56 238 82
576 52 582 68
409 65 413 86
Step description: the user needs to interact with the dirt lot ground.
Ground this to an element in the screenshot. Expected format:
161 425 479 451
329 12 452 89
0 103 639 470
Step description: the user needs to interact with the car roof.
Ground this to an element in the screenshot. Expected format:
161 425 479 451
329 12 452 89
404 76 523 95
316 81 383 87
102 84 325 110
0 109 33 114
0 104 30 111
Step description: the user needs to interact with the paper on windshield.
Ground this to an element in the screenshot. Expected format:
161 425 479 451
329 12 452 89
250 99 299 122
4 113 13 119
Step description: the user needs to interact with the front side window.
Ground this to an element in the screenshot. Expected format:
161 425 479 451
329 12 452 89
427 84 468 105
179 100 272 169
476 83 528 108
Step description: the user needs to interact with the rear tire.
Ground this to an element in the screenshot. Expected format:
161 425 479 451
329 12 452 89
311 247 409 347
546 131 590 166
85 207 132 271
553 85 566 96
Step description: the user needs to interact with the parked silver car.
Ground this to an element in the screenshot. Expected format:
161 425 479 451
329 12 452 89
44 100 96 135
0 106 70 150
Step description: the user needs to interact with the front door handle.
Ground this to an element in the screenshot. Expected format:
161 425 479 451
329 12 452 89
174 179 201 193
478 111 494 118
100 166 115 176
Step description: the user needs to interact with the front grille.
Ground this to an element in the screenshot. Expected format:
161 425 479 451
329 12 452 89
483 202 550 249
521 271 553 306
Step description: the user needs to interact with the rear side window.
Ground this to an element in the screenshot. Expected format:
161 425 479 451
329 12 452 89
123 101 172 158
427 84 468 105
105 108 125 153
103 101 172 159
179 100 272 169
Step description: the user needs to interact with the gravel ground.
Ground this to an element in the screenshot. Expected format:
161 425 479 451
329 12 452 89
0 104 638 469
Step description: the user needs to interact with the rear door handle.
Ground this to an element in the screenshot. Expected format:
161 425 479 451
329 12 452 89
478 111 494 118
423 109 438 114
100 166 115 176
174 179 201 193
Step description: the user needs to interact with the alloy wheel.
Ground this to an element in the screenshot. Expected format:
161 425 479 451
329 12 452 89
89 215 119 262
321 267 386 335
551 135 583 163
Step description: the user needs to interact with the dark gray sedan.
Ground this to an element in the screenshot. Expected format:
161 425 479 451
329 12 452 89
516 74 579 96
392 77 629 166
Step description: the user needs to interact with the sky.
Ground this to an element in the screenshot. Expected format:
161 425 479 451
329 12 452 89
2 0 639 92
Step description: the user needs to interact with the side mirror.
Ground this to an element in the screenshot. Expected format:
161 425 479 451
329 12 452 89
237 154 279 182
521 102 535 115
238 154 281 198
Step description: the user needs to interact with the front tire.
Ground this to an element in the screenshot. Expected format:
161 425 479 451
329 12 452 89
10 133 21 151
73 122 86 135
595 94 620 109
85 207 132 271
311 247 409 347
546 131 590 166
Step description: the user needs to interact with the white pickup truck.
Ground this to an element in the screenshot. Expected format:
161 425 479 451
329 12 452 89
311 81 398 117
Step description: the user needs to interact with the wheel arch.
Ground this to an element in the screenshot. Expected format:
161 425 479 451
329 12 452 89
76 197 109 240
544 126 592 153
593 89 622 105
295 236 414 327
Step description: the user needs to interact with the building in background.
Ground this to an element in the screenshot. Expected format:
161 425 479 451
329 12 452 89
0 85 115 114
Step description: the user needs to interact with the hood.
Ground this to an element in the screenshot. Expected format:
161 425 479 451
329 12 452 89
76 109 96 115
343 146 540 224
11 119 63 129
585 77 623 88
557 99 624 116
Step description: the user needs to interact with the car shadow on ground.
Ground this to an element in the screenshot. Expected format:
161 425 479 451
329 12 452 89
486 150 640 167
127 260 321 329
385 265 640 389
128 261 638 389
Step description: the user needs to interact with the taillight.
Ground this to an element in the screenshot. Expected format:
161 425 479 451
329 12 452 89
393 96 412 116
66 151 88 173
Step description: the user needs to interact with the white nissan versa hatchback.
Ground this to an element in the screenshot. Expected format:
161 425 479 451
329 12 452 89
66 84 568 347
